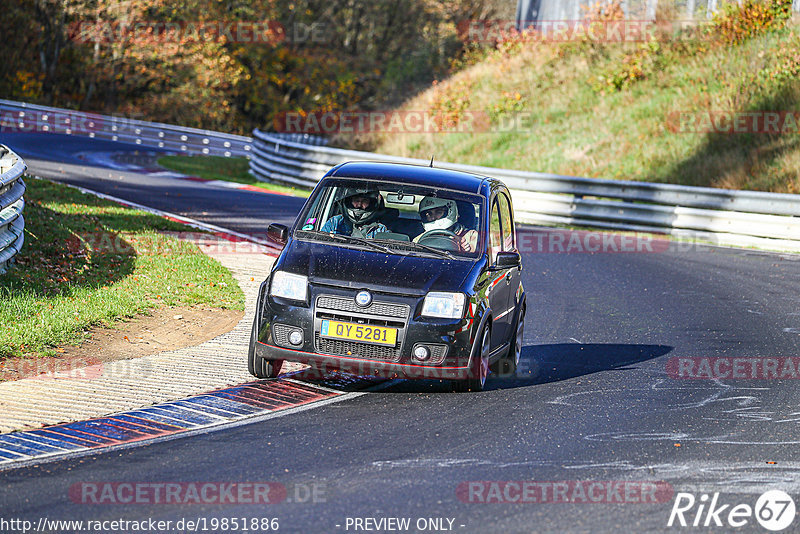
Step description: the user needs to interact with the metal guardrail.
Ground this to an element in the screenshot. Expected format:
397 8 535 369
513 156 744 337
2 97 797 252
0 145 26 274
0 99 255 158
250 128 800 252
0 99 329 158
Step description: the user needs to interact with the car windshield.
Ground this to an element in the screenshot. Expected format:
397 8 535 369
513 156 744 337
295 178 485 259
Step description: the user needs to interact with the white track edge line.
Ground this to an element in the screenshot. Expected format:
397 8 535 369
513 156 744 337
30 175 281 253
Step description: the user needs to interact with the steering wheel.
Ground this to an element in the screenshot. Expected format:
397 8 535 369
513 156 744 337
417 229 460 251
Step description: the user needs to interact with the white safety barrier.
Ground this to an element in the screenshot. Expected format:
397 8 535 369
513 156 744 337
0 99 253 157
250 128 800 252
0 145 26 274
3 97 797 253
0 99 328 159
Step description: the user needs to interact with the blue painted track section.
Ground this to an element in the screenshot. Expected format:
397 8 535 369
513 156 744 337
0 380 337 468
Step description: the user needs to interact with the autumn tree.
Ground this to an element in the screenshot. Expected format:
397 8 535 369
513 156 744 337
0 0 512 133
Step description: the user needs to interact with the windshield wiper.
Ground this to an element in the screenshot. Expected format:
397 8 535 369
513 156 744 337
326 233 394 254
405 241 456 259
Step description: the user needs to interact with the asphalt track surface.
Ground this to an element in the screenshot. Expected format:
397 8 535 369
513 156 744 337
1 132 306 233
3 132 800 533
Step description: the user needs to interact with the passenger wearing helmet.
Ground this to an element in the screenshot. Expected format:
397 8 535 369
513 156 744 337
415 196 479 253
321 187 388 238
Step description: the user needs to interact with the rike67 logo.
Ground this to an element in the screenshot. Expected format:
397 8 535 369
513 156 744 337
668 490 796 531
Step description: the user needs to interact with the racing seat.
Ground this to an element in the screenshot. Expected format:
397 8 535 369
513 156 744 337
455 200 477 231
382 208 424 238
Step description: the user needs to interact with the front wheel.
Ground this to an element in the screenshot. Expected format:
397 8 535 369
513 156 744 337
491 306 525 377
453 326 490 392
248 317 283 379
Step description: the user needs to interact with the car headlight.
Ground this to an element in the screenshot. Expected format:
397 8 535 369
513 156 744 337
269 271 308 302
421 292 466 319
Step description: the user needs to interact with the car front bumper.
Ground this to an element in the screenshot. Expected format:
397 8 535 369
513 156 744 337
255 285 479 380
255 342 474 380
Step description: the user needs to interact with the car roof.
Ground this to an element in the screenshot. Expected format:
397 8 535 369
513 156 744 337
327 161 491 195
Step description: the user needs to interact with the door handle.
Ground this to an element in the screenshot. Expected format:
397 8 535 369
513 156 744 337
505 271 512 283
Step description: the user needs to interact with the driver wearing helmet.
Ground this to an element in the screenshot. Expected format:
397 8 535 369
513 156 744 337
321 187 388 238
415 197 479 253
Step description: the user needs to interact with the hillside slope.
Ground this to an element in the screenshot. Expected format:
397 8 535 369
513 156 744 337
371 4 800 193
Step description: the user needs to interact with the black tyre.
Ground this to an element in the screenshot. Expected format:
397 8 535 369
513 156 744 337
453 325 491 392
491 306 525 377
248 317 283 379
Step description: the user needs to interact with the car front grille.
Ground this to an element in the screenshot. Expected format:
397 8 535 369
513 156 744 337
316 295 410 320
314 294 410 363
314 333 402 362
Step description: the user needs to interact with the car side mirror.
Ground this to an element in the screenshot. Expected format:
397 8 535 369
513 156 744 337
494 251 521 270
267 223 289 245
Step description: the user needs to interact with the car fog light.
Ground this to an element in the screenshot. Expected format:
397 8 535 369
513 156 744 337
289 331 303 346
414 345 430 361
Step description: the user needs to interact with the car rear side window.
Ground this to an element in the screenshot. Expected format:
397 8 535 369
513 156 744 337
498 193 514 252
490 199 502 263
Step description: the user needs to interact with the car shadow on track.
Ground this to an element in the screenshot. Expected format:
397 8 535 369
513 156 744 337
494 343 673 388
374 343 672 393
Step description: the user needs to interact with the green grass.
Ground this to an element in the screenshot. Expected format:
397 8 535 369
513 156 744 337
372 17 800 194
157 155 311 197
0 178 244 359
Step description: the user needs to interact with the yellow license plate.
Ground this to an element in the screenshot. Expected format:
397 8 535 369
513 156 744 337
320 320 397 347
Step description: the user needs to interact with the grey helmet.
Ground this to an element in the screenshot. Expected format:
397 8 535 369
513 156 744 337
340 186 384 227
419 196 458 232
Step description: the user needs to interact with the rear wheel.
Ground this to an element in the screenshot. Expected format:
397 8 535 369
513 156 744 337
491 306 525 377
248 317 283 379
453 326 490 392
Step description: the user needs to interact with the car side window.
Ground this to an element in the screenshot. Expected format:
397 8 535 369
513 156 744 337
498 193 514 252
298 187 332 231
490 199 502 263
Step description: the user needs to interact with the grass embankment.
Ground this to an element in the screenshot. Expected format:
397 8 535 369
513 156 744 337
157 155 311 197
371 1 800 193
0 179 244 359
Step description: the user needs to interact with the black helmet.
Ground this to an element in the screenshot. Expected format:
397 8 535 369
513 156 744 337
339 186 384 227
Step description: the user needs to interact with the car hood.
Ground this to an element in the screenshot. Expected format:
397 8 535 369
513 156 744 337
279 238 476 296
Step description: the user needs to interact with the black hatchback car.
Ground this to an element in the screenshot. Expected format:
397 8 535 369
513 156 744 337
248 161 525 391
